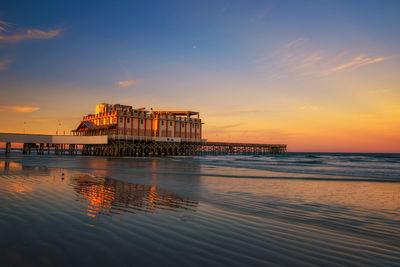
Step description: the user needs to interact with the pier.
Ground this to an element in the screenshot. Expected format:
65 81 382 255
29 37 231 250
201 142 287 154
0 103 287 157
0 133 287 156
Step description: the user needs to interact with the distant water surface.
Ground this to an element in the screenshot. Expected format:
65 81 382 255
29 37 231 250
0 153 399 266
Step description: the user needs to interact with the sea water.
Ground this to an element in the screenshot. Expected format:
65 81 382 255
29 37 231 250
0 153 399 266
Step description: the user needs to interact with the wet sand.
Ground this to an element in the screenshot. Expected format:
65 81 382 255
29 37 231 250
0 155 399 266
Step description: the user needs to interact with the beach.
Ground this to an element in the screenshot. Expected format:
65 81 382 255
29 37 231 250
0 153 399 266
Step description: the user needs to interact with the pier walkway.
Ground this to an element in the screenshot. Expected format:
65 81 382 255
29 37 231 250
0 133 107 155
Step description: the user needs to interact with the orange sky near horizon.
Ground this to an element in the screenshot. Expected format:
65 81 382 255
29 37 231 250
0 85 399 153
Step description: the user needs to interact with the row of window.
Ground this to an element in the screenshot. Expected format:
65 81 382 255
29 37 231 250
95 117 117 125
120 118 143 124
118 118 200 128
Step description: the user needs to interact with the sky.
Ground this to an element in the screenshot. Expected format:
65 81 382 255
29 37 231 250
0 0 399 152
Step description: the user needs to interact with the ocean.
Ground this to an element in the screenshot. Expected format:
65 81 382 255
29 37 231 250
0 152 399 266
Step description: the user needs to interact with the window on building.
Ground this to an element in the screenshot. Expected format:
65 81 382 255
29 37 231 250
182 123 185 128
140 119 144 124
170 122 173 127
161 120 164 126
120 118 123 123
127 118 130 123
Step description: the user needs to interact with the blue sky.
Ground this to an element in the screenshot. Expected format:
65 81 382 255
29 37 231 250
2 0 398 84
1 0 400 151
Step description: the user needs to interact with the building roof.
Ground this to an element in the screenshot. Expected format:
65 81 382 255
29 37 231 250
72 121 116 132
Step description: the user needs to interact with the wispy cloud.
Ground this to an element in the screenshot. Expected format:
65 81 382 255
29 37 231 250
252 6 272 22
117 79 143 88
0 18 61 70
284 37 307 49
330 55 385 72
117 62 144 88
0 20 11 32
299 106 319 112
0 105 40 113
0 58 13 71
293 52 324 70
254 37 389 80
0 28 61 43
253 37 308 64
0 20 61 71
254 37 326 80
0 16 61 43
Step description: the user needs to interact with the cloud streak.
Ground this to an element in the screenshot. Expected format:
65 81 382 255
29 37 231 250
117 79 143 88
284 37 307 49
330 55 385 72
0 28 61 43
0 105 40 113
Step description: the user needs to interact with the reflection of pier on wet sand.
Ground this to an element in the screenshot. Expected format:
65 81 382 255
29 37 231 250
73 176 198 218
0 160 198 218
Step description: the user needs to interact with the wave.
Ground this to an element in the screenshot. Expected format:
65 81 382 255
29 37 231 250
291 160 324 164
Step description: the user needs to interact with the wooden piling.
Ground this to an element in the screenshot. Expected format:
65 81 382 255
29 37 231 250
5 142 11 154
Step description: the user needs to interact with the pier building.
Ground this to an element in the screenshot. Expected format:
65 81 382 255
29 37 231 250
73 103 202 142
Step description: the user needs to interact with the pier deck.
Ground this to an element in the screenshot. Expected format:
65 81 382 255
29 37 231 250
0 133 287 156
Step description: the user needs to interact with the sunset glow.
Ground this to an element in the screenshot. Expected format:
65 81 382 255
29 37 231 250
0 1 399 152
